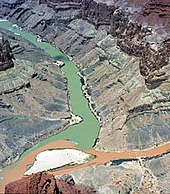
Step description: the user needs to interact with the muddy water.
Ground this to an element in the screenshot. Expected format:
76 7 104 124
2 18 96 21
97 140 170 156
1 139 170 193
0 140 76 192
0 20 170 193
0 20 99 192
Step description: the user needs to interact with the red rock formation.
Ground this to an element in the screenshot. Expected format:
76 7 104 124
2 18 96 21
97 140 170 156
5 172 96 194
127 0 170 36
5 172 59 194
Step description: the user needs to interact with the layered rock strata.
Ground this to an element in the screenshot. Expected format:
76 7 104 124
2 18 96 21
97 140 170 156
70 152 170 194
0 1 170 194
0 29 70 170
0 0 170 150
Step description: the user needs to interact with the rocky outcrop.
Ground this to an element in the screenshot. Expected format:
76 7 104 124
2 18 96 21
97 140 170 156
139 42 169 85
81 0 115 26
5 172 59 194
71 152 170 194
0 29 70 171
0 1 170 193
0 0 169 153
1 1 169 86
56 179 96 194
7 0 169 86
5 172 96 194
0 0 25 16
0 33 14 71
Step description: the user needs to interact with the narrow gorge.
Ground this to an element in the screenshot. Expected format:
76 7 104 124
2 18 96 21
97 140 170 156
0 0 170 193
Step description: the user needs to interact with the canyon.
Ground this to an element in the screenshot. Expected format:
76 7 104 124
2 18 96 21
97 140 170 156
0 27 70 171
0 0 169 193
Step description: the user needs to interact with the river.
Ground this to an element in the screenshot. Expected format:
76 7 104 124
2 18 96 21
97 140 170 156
0 20 100 191
0 21 170 193
0 21 100 150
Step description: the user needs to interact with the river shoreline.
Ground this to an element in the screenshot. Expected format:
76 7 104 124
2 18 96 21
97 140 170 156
0 20 100 192
0 19 170 194
1 139 170 193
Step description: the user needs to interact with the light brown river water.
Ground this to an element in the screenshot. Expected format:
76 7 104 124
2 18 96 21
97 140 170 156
1 140 170 193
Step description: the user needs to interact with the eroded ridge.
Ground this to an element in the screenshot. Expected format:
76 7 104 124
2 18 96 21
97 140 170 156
0 33 14 71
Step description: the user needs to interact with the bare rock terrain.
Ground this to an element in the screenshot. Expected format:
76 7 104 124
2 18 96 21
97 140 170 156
0 1 170 193
5 172 96 194
71 152 170 194
0 28 70 170
1 0 169 152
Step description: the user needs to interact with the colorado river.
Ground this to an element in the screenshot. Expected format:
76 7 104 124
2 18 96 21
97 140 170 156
1 139 170 192
0 21 100 150
0 20 100 191
0 21 170 193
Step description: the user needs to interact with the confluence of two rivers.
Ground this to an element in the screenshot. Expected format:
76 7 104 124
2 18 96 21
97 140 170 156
0 21 170 192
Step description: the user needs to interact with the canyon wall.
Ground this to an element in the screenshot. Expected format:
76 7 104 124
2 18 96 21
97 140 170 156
0 1 170 193
30 0 170 84
0 33 14 71
0 28 70 170
0 0 170 152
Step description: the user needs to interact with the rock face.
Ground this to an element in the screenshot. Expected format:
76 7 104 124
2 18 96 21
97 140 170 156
0 0 25 16
0 1 170 194
71 152 170 194
0 33 14 71
3 0 169 85
0 0 170 153
5 172 59 194
5 172 96 194
0 29 70 170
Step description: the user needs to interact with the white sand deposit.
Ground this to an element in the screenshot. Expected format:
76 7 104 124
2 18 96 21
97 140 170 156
25 149 93 175
54 60 64 67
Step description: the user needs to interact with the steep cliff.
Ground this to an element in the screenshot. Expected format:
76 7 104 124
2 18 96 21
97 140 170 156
0 33 14 71
0 29 70 171
0 1 170 194
5 172 96 194
0 0 170 153
4 0 169 85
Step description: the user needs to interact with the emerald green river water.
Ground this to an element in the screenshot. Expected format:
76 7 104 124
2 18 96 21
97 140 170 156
0 21 100 162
